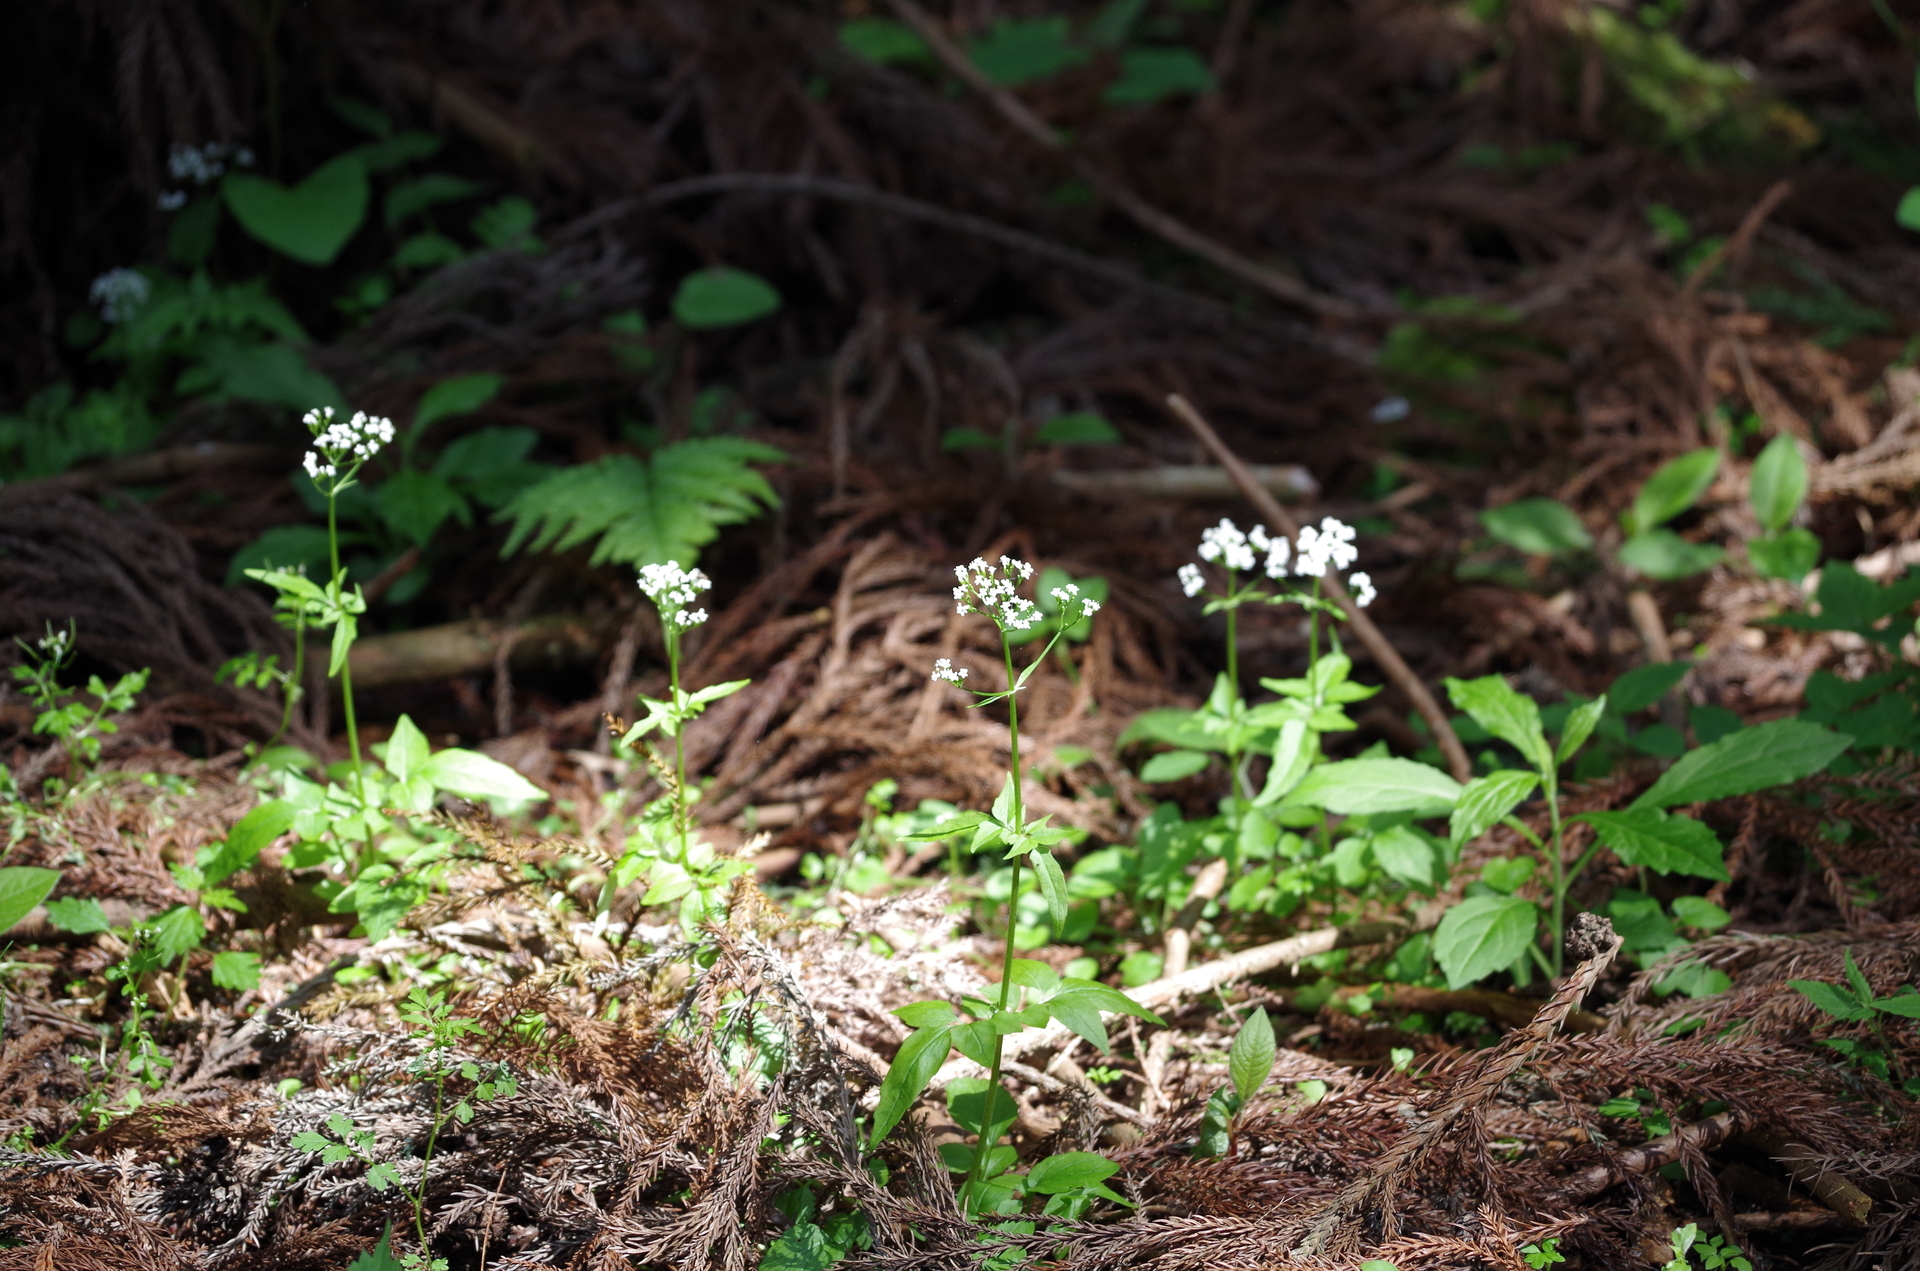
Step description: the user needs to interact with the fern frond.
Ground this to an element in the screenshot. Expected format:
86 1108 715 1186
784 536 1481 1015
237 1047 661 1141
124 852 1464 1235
499 437 783 568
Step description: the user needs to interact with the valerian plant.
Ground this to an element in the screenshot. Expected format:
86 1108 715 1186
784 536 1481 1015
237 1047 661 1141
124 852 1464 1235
610 561 753 935
10 622 150 782
875 557 1158 1219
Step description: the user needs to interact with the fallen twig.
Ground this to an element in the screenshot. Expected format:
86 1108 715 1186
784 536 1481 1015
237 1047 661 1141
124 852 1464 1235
1165 393 1473 784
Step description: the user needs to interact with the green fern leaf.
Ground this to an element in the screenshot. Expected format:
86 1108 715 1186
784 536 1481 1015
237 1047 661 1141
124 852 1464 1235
499 437 782 568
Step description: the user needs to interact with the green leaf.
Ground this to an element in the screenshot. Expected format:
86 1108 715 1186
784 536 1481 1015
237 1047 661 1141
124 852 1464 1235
1479 855 1536 894
1898 187 1920 233
1748 433 1808 533
1008 958 1062 993
1445 676 1551 772
1576 809 1726 880
432 427 547 507
1669 896 1731 931
227 525 334 587
1748 528 1820 581
197 799 295 887
839 17 931 66
1286 757 1461 817
1632 719 1852 810
870 1024 953 1144
1789 978 1872 1022
1870 989 1920 1019
384 172 482 227
0 867 59 933
672 267 782 329
499 439 783 569
211 950 262 991
45 896 109 934
413 372 504 435
1104 46 1216 105
147 904 206 964
1611 663 1689 714
1479 498 1593 555
1036 411 1121 445
1627 447 1719 534
1558 695 1607 764
471 197 541 251
1370 824 1438 889
392 232 466 270
1044 982 1162 1053
197 339 347 412
1843 948 1872 1003
968 16 1087 86
1449 769 1539 845
1141 749 1210 782
1227 1007 1276 1105
378 469 469 547
762 1219 842 1271
1618 529 1725 580
1024 1151 1120 1194
1434 895 1539 990
416 748 546 803
1254 719 1313 806
1033 851 1069 931
222 155 369 266
383 715 431 785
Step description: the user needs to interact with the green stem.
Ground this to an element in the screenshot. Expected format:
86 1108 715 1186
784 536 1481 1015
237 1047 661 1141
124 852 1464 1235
1545 779 1567 975
266 619 305 750
328 493 371 868
1225 593 1240 695
964 633 1027 1214
669 630 688 862
415 1076 444 1256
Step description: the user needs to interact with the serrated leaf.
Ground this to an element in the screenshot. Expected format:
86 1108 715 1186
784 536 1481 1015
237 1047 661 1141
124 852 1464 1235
1749 433 1808 533
1790 978 1872 1022
147 904 205 964
1843 948 1872 1003
1445 676 1550 771
0 867 59 933
1557 696 1607 764
210 950 261 991
1434 895 1539 990
1228 1008 1276 1105
345 1225 406 1271
45 895 109 934
1871 990 1920 1018
499 439 783 570
290 1131 331 1153
1024 1151 1120 1194
1576 809 1726 880
1370 824 1439 889
1631 719 1852 810
1627 447 1719 534
1286 757 1461 816
1449 769 1539 846
870 1024 954 1144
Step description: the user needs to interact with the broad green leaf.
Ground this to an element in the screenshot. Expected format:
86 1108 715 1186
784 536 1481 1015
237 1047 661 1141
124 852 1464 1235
1631 719 1851 810
1449 770 1539 845
1141 749 1210 782
413 372 504 435
1479 855 1537 894
1445 675 1551 772
1193 1086 1237 1159
417 748 546 803
222 155 369 266
147 904 206 964
378 469 469 547
672 267 781 329
1557 695 1607 764
383 715 431 785
1479 498 1593 555
0 866 59 933
392 232 465 270
1036 411 1120 445
1618 529 1725 580
1748 528 1820 581
197 799 295 887
1254 719 1313 806
761 1219 839 1271
471 196 540 250
383 172 482 227
870 1024 954 1143
1045 982 1162 1053
1033 851 1069 931
211 950 262 991
1627 447 1719 534
968 15 1087 85
947 1019 998 1068
1611 662 1690 714
1117 708 1233 753
227 525 334 587
1024 1151 1120 1194
892 1000 958 1028
1370 824 1438 889
1434 895 1538 990
839 17 931 66
1898 187 1920 233
198 339 347 411
1871 990 1920 1019
1104 46 1215 105
1286 757 1461 817
1576 809 1726 880
1669 896 1730 931
1789 978 1871 1022
433 427 547 507
1227 1007 1276 1105
46 896 110 934
1748 433 1808 533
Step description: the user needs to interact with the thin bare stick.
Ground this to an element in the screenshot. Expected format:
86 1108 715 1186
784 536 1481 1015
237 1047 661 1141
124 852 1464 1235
1682 180 1793 295
879 0 1366 322
1165 393 1473 783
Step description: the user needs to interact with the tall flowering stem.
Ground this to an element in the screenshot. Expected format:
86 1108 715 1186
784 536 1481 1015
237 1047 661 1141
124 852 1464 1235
934 556 1101 1210
637 562 712 860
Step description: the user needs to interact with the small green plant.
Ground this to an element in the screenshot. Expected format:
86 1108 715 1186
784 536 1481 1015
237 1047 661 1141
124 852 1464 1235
294 987 518 1270
875 557 1157 1218
1663 1223 1752 1271
1193 1006 1277 1159
1789 948 1920 1094
10 623 150 777
1522 1237 1566 1268
610 562 753 934
1478 447 1725 583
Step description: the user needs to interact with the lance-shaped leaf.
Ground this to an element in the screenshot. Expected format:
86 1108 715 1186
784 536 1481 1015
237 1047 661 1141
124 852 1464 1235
1449 769 1539 846
1286 757 1460 817
1631 719 1851 810
1576 808 1727 880
870 1022 956 1143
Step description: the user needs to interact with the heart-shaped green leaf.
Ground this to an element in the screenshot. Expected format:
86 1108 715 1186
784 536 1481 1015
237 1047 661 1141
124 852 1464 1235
223 155 370 266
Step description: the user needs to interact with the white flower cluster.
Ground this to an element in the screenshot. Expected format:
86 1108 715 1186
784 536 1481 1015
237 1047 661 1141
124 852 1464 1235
953 556 1040 632
930 657 969 684
1050 581 1100 620
36 627 71 659
1187 518 1290 592
1293 516 1359 578
167 142 253 186
638 561 712 631
302 408 396 480
89 269 150 324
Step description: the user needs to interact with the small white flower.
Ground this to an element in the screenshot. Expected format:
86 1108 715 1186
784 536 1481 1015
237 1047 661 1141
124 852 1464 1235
1348 571 1376 608
1177 562 1205 598
931 657 969 684
89 268 150 324
1198 519 1257 573
639 561 713 631
1294 516 1358 578
1080 599 1101 616
1263 535 1290 580
157 190 187 212
952 556 1054 633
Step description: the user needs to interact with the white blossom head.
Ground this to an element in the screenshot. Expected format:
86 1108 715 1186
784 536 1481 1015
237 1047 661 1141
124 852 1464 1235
1294 516 1359 578
304 408 396 475
1262 534 1290 579
90 269 150 324
930 657 969 684
1348 571 1377 608
638 561 712 632
1177 562 1205 598
1197 519 1259 573
952 556 1041 633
